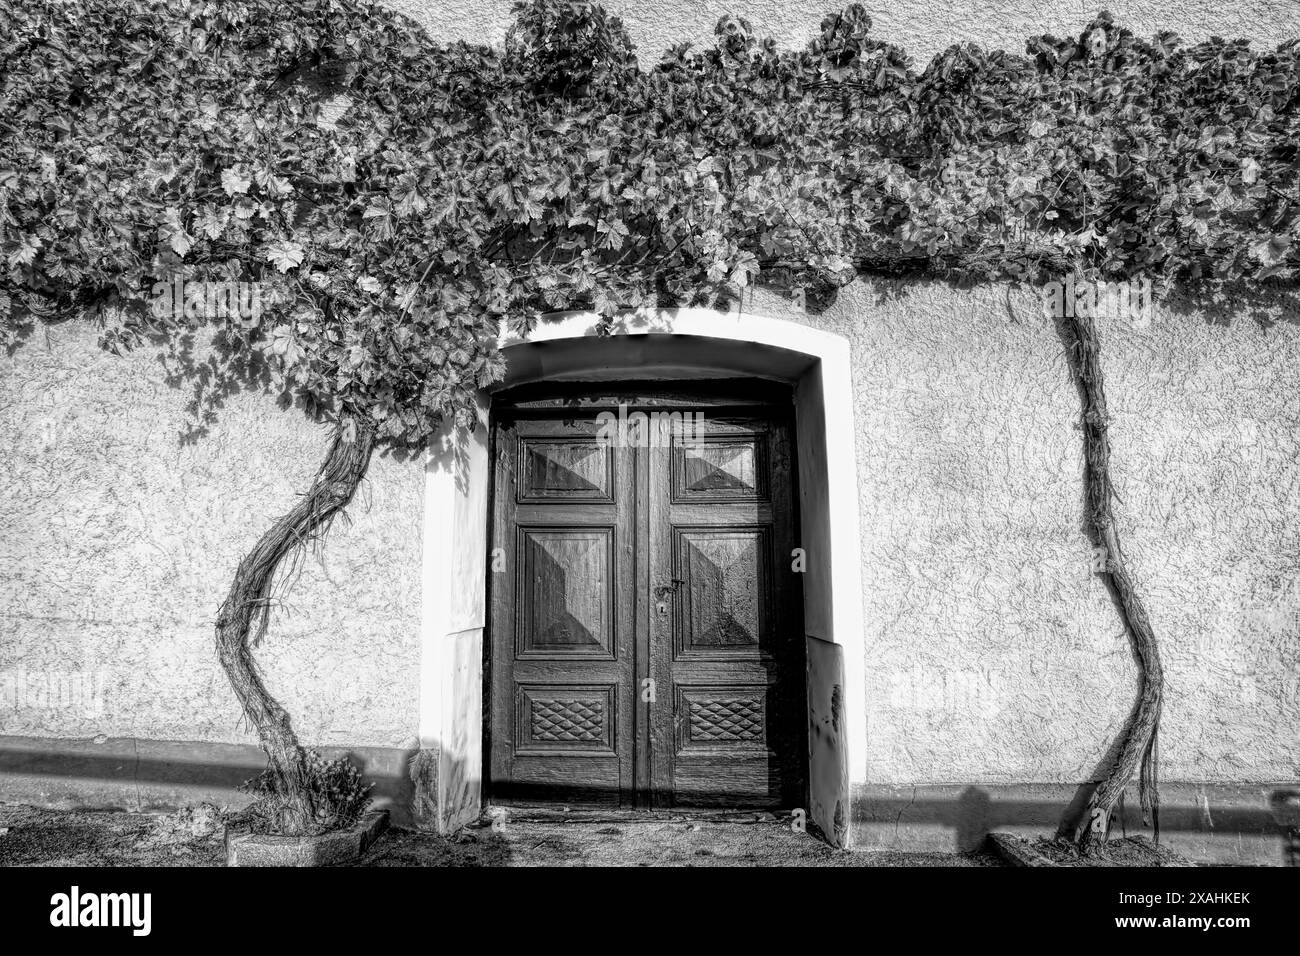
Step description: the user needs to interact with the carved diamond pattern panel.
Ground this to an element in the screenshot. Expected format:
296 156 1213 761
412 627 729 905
516 685 616 754
691 698 763 740
676 686 769 753
533 699 604 742
519 439 612 501
674 434 766 501
676 529 770 657
518 529 613 658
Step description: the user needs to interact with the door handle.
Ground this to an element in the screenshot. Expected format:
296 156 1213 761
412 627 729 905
654 578 685 615
654 578 685 602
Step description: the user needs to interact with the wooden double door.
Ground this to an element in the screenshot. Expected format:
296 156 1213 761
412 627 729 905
488 383 806 809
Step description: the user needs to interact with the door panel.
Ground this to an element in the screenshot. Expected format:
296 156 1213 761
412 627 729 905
518 436 613 502
517 527 614 657
675 527 772 655
649 414 804 808
488 391 805 809
489 417 636 804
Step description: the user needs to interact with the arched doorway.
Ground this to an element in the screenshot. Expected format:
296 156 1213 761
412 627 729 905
419 309 864 845
486 377 807 809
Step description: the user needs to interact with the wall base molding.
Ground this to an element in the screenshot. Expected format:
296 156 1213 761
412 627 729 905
853 781 1298 866
0 734 417 827
3 733 1293 865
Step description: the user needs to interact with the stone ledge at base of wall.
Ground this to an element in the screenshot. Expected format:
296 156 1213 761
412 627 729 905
4 733 1294 864
0 734 418 828
225 809 389 867
853 782 1299 866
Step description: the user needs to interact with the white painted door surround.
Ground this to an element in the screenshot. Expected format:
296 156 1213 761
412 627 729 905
418 308 865 842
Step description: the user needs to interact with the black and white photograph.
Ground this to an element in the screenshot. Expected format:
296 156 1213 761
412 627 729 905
0 0 1296 938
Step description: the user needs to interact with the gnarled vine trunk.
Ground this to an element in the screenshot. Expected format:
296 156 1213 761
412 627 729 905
214 417 376 835
1059 310 1164 853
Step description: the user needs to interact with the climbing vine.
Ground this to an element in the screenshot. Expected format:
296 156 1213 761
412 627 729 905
1 0 1296 842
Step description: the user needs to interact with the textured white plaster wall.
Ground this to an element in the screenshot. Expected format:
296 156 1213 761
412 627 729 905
386 0 1299 67
383 0 1300 791
1103 300 1300 783
5 288 1293 786
744 281 1300 786
2 0 1297 791
0 324 424 751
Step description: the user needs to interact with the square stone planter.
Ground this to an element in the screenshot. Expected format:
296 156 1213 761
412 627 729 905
225 810 388 867
989 831 1194 867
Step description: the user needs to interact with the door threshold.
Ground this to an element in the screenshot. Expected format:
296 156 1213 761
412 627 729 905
475 806 791 827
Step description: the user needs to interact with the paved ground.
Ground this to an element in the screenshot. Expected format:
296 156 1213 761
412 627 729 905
362 818 1000 866
0 804 226 867
0 803 1001 867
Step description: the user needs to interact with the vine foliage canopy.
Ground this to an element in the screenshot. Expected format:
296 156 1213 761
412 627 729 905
1 0 1297 446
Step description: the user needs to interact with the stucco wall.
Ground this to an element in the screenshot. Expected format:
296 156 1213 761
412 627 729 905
387 0 1300 67
0 0 1296 830
4 290 1294 823
381 0 1300 854
0 324 424 754
742 281 1300 787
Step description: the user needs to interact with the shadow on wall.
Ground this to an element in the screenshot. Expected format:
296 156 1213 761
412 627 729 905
856 784 1299 865
845 274 1300 329
1273 789 1300 867
4 738 1297 864
0 736 423 828
1165 281 1300 330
